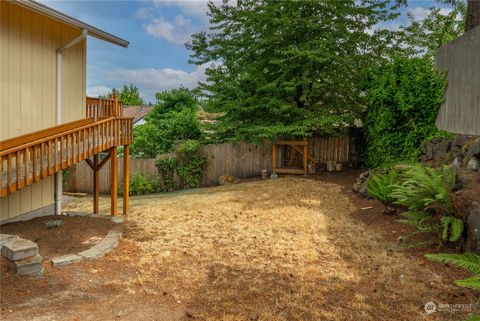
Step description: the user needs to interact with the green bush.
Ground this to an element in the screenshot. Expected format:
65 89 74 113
366 170 399 204
155 157 177 192
390 164 455 213
364 57 447 168
129 172 157 196
388 164 463 245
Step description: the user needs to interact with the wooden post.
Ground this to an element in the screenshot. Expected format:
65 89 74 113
123 145 130 215
272 143 277 172
93 154 99 214
303 138 308 175
110 146 118 216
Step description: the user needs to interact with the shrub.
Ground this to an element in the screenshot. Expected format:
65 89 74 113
44 220 64 229
364 57 447 168
129 172 157 196
366 170 399 204
390 164 455 213
155 157 177 192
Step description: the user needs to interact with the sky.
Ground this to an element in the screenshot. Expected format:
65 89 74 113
39 0 451 103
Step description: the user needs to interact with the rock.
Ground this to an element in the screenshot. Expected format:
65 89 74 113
1 239 38 261
465 207 480 253
79 226 122 260
423 142 434 161
270 172 278 180
466 139 480 158
218 174 240 186
0 234 18 248
261 169 268 180
52 254 82 267
455 174 471 191
451 156 463 169
467 157 480 171
352 170 371 199
14 254 43 276
111 217 124 224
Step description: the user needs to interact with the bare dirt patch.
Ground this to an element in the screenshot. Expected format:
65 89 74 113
1 215 114 261
1 175 478 321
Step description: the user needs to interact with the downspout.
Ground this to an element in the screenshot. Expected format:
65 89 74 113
55 29 88 215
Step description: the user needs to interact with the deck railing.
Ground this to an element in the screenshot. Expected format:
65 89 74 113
86 97 123 119
0 117 133 197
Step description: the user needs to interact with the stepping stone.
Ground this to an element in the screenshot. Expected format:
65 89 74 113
111 217 124 224
52 254 82 267
79 226 122 260
0 234 18 248
14 254 43 276
1 239 38 261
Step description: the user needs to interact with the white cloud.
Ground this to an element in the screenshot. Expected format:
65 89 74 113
106 64 208 100
144 14 197 45
87 85 111 98
408 7 453 21
152 0 218 20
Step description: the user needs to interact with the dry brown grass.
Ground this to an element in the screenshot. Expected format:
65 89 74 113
60 177 477 321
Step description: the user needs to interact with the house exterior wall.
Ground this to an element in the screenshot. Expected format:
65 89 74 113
435 25 480 136
0 1 86 222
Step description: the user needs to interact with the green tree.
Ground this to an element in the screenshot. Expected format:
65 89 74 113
363 58 447 168
130 88 203 158
187 0 401 142
397 1 466 58
119 84 144 106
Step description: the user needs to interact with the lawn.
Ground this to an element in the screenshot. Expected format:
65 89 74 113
1 173 476 320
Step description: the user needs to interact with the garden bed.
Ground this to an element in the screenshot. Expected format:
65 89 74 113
1 215 115 261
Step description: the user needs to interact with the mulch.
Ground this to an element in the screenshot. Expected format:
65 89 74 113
1 215 115 261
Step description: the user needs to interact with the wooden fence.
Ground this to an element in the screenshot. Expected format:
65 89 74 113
65 135 358 194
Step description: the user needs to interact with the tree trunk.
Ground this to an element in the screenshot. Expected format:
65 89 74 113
466 0 480 32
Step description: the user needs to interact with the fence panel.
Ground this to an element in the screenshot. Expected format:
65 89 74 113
66 135 356 193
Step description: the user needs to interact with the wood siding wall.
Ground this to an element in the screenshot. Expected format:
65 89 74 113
66 136 355 193
435 25 480 136
0 1 86 221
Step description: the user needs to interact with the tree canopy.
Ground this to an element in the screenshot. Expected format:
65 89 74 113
130 88 203 157
187 0 403 141
119 84 144 106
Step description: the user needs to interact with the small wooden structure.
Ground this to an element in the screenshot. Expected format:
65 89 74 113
271 138 317 175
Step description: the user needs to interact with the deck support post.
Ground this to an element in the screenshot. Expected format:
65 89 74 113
123 145 129 215
303 138 308 175
271 143 276 173
110 147 118 216
93 154 99 214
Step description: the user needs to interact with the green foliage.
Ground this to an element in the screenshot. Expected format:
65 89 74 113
188 0 402 142
390 164 455 213
397 1 466 58
44 220 64 229
363 58 447 168
155 140 207 191
129 172 157 196
366 170 399 204
440 216 464 242
426 253 480 293
155 157 177 192
119 84 144 106
130 88 203 158
397 211 437 233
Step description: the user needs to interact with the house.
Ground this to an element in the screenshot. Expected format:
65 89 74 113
122 105 154 127
435 24 480 136
0 0 133 224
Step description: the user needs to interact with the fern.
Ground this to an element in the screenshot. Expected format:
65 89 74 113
440 216 464 242
397 211 437 233
367 170 398 204
465 315 480 321
425 253 480 275
390 164 455 213
456 275 480 290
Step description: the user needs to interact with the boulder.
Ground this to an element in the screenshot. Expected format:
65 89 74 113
466 157 480 171
352 170 371 199
466 138 480 158
465 207 480 253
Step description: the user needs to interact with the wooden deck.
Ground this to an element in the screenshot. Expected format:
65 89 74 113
0 97 133 215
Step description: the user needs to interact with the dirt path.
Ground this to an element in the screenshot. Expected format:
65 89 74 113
1 174 477 320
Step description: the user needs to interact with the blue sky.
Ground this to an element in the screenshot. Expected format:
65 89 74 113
39 0 450 103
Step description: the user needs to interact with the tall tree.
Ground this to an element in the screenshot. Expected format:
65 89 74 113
119 84 144 106
188 0 400 141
